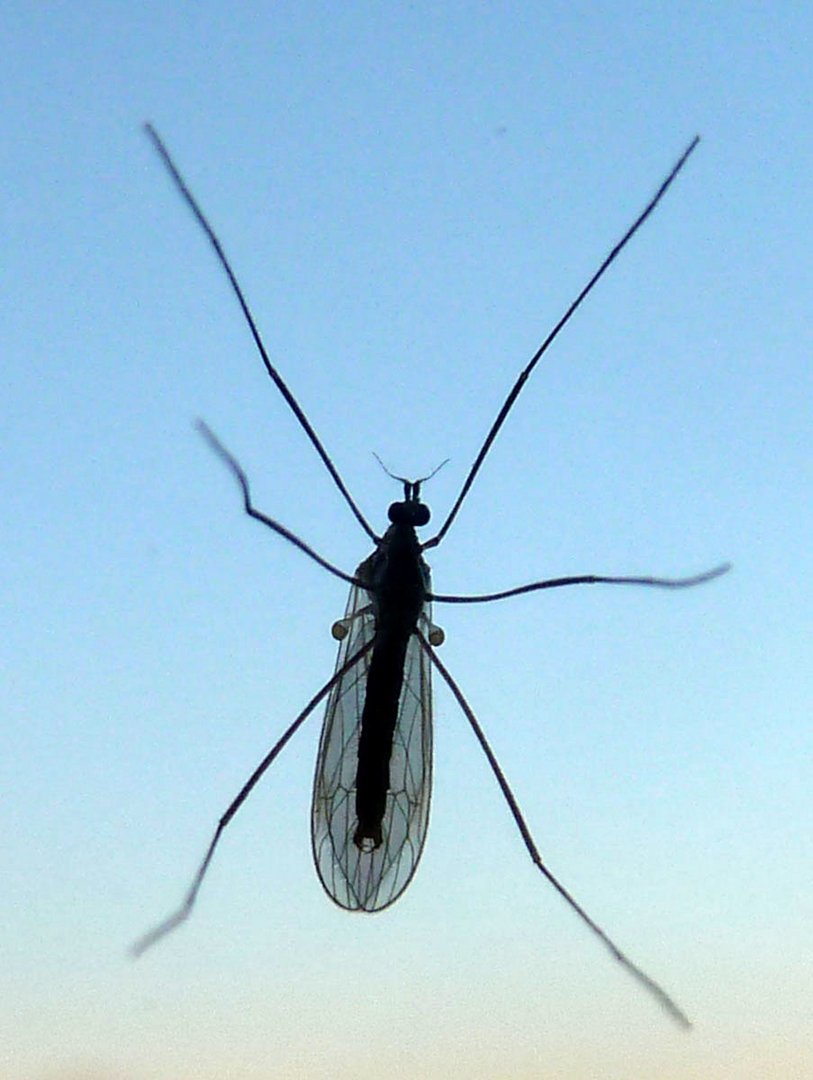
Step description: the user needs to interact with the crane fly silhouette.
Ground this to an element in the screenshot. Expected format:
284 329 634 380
134 125 729 1029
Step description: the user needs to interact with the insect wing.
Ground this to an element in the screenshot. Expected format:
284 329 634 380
311 577 433 911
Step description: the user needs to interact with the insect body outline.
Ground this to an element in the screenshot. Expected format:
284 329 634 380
312 485 435 911
135 126 729 1028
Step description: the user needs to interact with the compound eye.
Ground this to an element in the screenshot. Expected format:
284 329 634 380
412 503 430 527
388 502 406 524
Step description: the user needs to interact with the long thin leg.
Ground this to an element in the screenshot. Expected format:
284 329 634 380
424 136 701 551
430 562 730 604
131 638 374 957
418 631 691 1029
197 421 367 589
144 124 377 543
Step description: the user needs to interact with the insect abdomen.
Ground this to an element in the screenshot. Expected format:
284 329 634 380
353 630 411 848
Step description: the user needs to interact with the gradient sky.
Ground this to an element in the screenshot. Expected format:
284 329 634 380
3 4 811 1079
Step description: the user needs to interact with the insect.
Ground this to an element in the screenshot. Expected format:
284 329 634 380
134 126 728 1027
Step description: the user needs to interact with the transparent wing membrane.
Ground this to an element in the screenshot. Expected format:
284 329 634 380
311 576 433 911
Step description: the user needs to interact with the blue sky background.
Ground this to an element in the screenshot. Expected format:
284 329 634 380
2 4 811 1078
